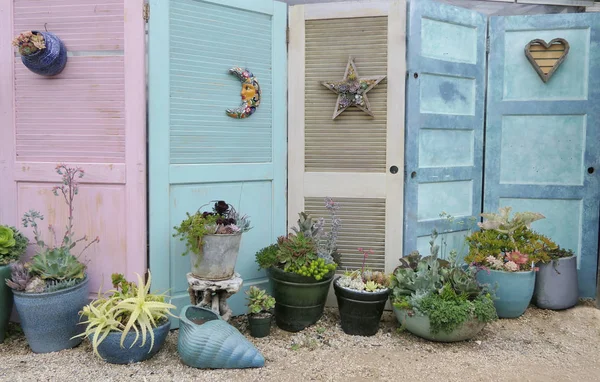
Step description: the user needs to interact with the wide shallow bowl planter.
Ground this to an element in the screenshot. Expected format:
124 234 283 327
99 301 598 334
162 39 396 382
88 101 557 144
13 276 89 353
476 269 535 318
178 305 264 369
21 31 67 76
393 306 486 342
534 255 578 310
268 267 334 332
92 319 170 364
248 313 272 338
333 277 390 336
0 264 13 344
190 233 242 281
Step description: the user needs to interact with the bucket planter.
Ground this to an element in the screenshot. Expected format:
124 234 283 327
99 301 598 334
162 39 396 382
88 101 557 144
13 276 89 353
15 31 67 76
190 233 242 280
0 264 13 344
268 267 334 332
248 313 272 338
477 269 535 318
393 306 486 342
533 255 579 310
92 320 170 364
333 277 390 336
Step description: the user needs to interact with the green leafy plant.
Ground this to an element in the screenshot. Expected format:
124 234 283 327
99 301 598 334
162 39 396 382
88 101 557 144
0 226 28 266
76 271 176 358
173 200 251 257
245 286 275 315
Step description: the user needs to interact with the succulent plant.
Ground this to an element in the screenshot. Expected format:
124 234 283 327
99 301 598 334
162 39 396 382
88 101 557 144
28 247 86 281
25 277 46 293
0 226 16 255
245 286 275 315
277 233 318 271
12 31 46 56
5 262 32 291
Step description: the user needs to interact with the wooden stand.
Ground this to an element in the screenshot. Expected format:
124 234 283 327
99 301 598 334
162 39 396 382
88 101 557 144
187 273 243 322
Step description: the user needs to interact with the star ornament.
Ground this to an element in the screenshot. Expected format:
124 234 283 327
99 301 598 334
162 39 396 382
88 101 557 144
322 56 386 120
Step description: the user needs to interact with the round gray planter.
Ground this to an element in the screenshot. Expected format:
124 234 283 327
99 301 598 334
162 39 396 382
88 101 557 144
533 255 579 310
13 277 89 353
190 233 242 280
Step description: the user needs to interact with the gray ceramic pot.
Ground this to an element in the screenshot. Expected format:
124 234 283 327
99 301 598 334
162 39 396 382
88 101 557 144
533 256 579 310
190 234 242 280
93 320 171 364
13 276 89 353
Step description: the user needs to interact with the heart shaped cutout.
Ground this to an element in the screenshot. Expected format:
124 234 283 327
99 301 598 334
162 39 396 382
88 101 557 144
524 38 570 83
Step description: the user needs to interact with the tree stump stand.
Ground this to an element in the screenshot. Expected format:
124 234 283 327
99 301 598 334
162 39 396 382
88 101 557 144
187 273 243 322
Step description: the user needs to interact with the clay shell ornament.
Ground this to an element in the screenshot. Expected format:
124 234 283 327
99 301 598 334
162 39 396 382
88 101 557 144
226 67 261 119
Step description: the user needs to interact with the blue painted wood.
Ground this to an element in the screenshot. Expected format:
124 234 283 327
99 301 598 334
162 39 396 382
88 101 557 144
404 0 487 258
149 0 287 327
485 13 600 298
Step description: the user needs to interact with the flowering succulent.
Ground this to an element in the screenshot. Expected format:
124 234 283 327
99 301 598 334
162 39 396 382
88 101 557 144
12 31 46 56
482 251 534 272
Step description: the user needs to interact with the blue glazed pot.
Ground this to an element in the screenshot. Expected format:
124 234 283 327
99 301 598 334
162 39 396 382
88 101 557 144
177 305 264 369
93 319 171 364
20 31 67 76
476 269 535 318
12 276 88 353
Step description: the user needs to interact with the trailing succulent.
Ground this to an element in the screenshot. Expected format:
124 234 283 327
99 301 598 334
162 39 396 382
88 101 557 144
173 200 251 257
0 225 29 266
245 286 275 315
390 231 497 334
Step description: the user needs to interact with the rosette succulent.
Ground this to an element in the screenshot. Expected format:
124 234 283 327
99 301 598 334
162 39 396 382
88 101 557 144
0 225 29 265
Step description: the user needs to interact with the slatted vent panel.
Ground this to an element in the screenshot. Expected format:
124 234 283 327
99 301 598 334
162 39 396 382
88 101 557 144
305 17 388 173
169 0 273 165
305 197 385 271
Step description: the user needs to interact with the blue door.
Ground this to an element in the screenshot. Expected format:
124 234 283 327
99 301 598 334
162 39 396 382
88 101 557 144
404 0 487 259
148 0 287 326
485 14 600 297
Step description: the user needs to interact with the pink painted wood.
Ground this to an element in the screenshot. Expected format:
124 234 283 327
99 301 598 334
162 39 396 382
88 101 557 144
0 0 146 295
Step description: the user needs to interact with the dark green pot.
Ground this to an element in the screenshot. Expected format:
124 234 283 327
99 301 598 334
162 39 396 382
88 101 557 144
248 314 272 338
268 267 334 332
0 264 13 344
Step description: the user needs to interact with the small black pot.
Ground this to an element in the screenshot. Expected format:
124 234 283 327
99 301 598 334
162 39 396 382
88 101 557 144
248 313 272 338
333 277 390 336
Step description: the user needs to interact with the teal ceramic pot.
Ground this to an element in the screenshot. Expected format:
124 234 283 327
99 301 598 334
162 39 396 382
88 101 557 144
0 264 14 344
533 256 579 310
93 319 170 364
13 276 89 353
477 269 535 318
393 306 486 342
178 305 264 369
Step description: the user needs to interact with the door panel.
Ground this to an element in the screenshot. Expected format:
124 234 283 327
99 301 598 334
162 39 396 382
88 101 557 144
404 0 487 259
485 13 600 297
149 0 287 326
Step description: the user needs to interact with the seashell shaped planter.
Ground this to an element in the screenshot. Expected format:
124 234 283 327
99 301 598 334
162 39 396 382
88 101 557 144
393 307 486 342
191 234 242 281
0 264 14 344
20 31 67 76
92 319 171 364
476 269 535 318
13 276 88 353
177 305 264 369
533 256 579 310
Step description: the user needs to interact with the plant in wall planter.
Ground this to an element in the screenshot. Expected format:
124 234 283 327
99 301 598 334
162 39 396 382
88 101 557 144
533 246 579 310
333 248 390 336
0 225 28 343
12 31 67 76
256 197 341 332
173 201 251 281
390 231 497 342
245 286 275 338
75 271 176 364
465 207 557 318
5 165 99 353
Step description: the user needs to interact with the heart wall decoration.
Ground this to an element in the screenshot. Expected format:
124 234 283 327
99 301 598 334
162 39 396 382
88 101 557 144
524 38 570 83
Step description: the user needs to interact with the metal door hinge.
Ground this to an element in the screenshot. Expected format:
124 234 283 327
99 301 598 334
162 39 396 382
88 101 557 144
486 36 490 54
286 26 290 44
143 3 150 23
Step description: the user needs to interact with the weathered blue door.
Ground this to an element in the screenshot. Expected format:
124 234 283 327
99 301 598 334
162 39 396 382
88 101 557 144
404 0 487 258
485 14 600 297
148 0 287 326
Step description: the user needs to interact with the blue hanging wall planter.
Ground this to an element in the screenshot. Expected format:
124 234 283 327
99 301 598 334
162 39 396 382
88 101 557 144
20 31 67 76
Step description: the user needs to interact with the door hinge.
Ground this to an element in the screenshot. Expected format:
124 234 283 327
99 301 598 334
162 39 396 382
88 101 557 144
485 36 490 54
286 26 290 44
143 3 150 23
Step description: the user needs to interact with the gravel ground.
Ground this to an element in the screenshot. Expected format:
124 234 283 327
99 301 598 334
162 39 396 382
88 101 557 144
1 301 600 382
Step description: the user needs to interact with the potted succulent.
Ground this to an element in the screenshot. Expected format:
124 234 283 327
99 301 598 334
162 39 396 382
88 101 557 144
390 231 497 342
5 165 99 353
533 246 579 310
0 225 28 343
75 271 176 364
174 201 251 281
245 286 275 338
333 248 390 336
465 207 557 318
256 197 341 332
12 30 67 76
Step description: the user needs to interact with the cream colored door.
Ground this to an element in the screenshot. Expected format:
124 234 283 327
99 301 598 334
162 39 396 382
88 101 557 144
288 0 406 274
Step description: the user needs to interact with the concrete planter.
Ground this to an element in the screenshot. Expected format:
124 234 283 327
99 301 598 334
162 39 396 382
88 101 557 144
190 234 242 281
393 307 486 342
476 269 535 318
534 255 579 310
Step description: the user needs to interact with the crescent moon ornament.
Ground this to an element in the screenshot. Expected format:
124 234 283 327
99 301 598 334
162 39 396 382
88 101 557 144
226 67 261 119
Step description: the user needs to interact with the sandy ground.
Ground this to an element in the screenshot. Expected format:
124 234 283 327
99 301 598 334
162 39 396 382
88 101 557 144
1 302 600 382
